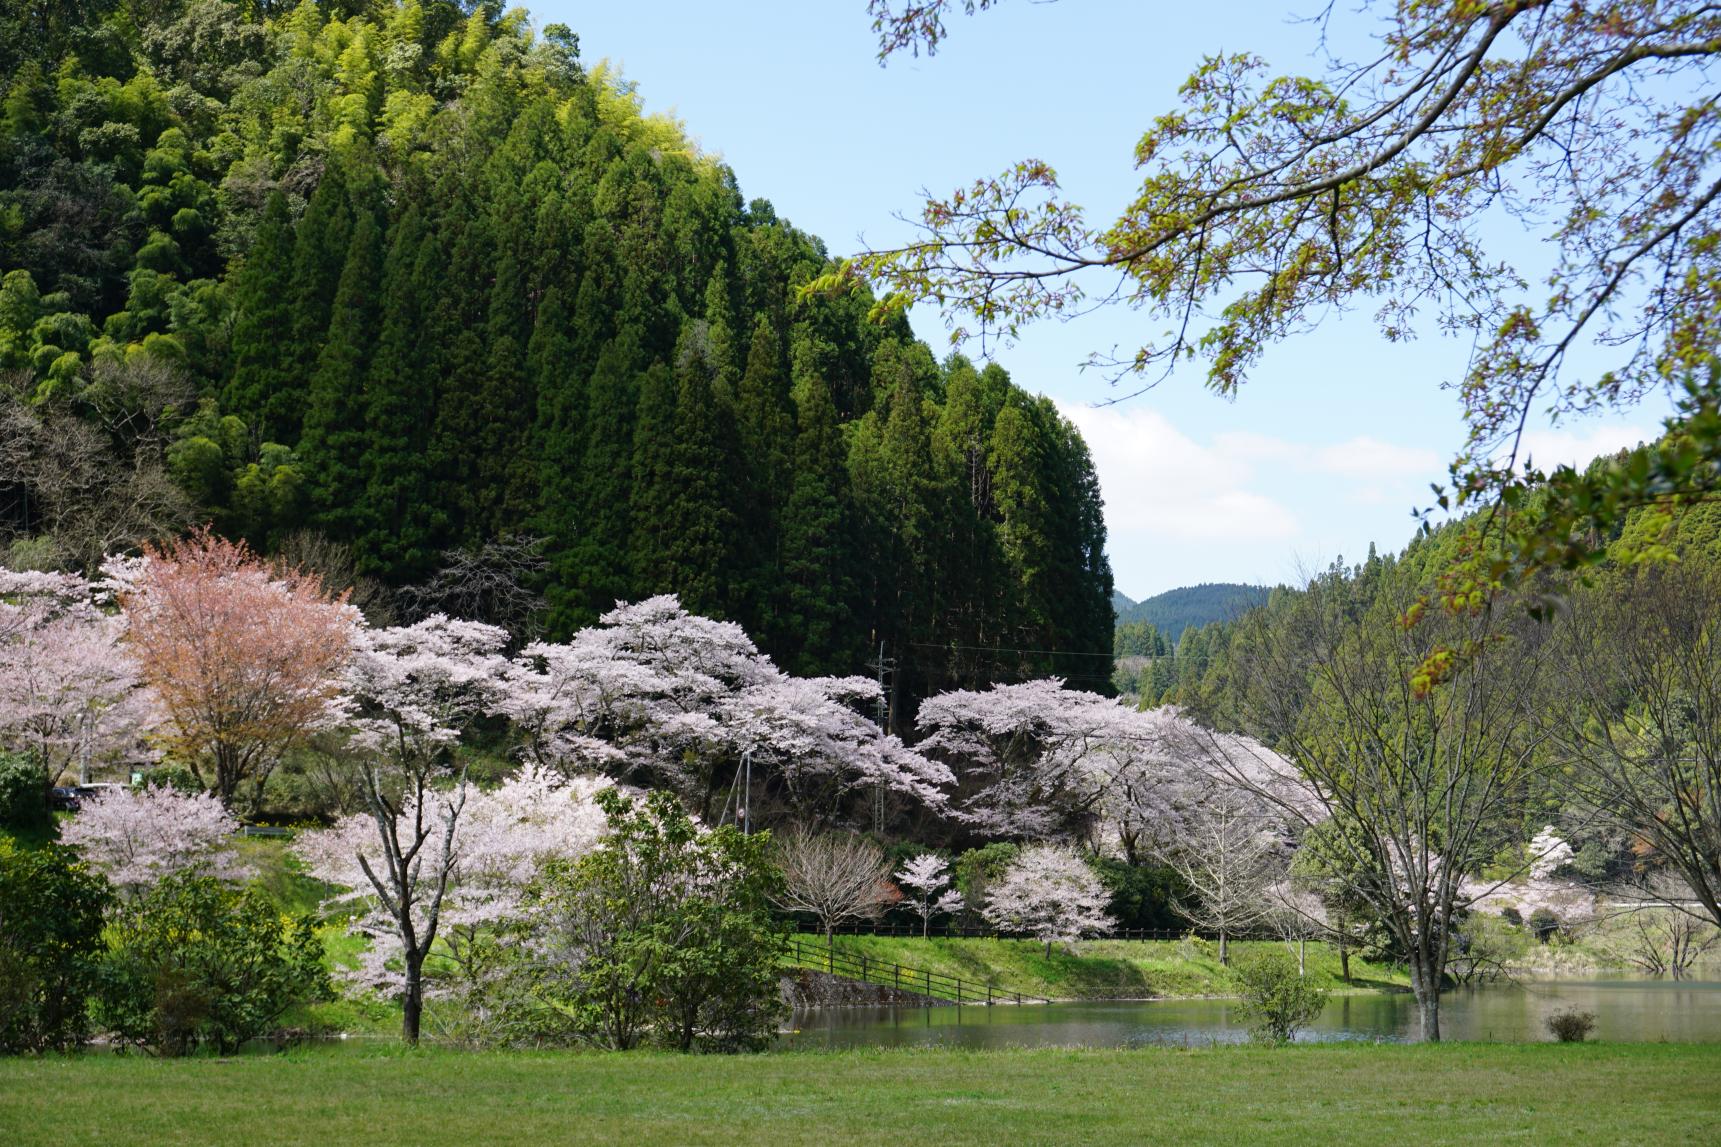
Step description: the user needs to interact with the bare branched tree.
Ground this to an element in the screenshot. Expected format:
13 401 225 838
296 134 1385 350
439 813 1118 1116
1193 571 1551 1041
1552 564 1721 929
401 534 546 639
1157 785 1281 965
772 827 894 946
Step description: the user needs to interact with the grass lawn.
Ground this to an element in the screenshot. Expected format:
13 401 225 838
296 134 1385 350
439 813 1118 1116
2 1042 1716 1146
804 935 1409 999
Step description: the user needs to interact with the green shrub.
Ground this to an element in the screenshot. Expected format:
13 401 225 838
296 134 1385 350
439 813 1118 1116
1528 907 1560 944
1548 1008 1597 1042
535 790 787 1053
0 839 111 1053
97 873 330 1055
1234 953 1328 1045
0 752 49 833
953 842 1019 925
1499 906 1523 927
1091 857 1190 931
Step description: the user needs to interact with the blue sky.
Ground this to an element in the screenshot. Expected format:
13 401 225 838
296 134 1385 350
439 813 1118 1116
536 1 1668 599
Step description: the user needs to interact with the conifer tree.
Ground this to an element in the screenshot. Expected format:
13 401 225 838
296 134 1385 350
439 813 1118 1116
734 315 792 640
659 339 738 617
224 192 297 445
280 165 353 446
529 285 583 583
355 207 439 582
547 329 641 634
300 205 383 538
424 216 492 548
628 358 678 597
473 250 533 538
780 342 857 675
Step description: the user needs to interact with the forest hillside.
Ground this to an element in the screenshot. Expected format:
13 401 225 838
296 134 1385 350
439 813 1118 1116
0 0 1114 722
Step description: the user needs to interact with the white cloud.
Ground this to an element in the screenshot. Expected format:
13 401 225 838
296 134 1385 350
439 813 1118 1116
1058 401 1453 598
1515 421 1654 472
1215 431 1440 480
1058 403 1298 543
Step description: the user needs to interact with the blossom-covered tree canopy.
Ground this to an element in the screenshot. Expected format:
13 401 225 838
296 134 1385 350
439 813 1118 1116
58 786 246 891
0 567 154 784
110 533 359 808
503 596 951 822
981 844 1114 954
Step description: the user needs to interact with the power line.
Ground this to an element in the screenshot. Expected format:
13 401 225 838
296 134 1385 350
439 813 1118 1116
907 640 1117 660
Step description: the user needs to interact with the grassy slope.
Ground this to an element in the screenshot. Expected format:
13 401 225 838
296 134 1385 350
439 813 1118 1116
803 936 1409 1000
3 1044 1716 1146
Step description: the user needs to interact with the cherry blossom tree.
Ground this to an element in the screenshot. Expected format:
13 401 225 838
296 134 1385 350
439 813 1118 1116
111 533 358 810
896 853 963 937
1529 827 1575 881
982 845 1114 957
298 763 610 1040
0 568 153 789
918 679 1156 840
298 614 510 1044
502 596 951 825
773 827 895 945
58 786 246 893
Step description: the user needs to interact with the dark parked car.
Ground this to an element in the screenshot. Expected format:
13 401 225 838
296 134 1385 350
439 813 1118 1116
49 786 81 812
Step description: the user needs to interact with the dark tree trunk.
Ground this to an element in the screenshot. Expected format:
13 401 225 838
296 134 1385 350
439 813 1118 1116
402 950 424 1045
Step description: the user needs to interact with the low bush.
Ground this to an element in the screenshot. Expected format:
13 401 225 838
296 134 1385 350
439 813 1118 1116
1528 907 1560 944
97 874 330 1055
1234 952 1328 1045
1547 1009 1597 1043
534 790 787 1053
0 840 110 1053
0 753 48 834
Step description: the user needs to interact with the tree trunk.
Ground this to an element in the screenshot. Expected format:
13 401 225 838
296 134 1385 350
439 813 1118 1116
1410 959 1441 1043
1338 935 1350 982
1297 937 1306 977
1218 928 1228 966
1044 937 1053 959
402 950 424 1045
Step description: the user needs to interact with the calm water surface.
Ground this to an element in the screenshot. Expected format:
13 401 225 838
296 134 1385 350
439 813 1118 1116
780 975 1721 1049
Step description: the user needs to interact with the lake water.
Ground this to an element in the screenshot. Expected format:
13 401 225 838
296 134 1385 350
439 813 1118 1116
780 975 1721 1048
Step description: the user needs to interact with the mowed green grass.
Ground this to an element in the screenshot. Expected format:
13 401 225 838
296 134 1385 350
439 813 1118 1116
806 935 1409 999
4 1043 1717 1146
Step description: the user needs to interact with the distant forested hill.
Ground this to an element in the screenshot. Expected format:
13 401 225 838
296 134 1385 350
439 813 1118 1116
1114 583 1270 645
0 1 1113 717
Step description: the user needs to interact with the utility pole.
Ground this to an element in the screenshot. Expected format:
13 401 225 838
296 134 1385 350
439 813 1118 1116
873 642 892 832
741 748 752 835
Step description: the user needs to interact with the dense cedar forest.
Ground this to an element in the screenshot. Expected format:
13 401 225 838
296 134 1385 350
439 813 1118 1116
0 1 1114 720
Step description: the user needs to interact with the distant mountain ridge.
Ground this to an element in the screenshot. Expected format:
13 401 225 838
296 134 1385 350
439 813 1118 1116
1114 583 1271 644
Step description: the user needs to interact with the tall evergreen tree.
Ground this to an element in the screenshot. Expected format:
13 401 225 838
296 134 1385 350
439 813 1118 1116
733 314 792 638
355 207 440 582
423 214 492 548
658 336 738 617
279 165 353 446
224 192 297 444
473 249 533 538
549 328 641 633
780 347 857 676
628 357 679 597
299 204 383 538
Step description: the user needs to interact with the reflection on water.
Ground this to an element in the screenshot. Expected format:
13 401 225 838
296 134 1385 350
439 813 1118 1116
779 975 1721 1049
